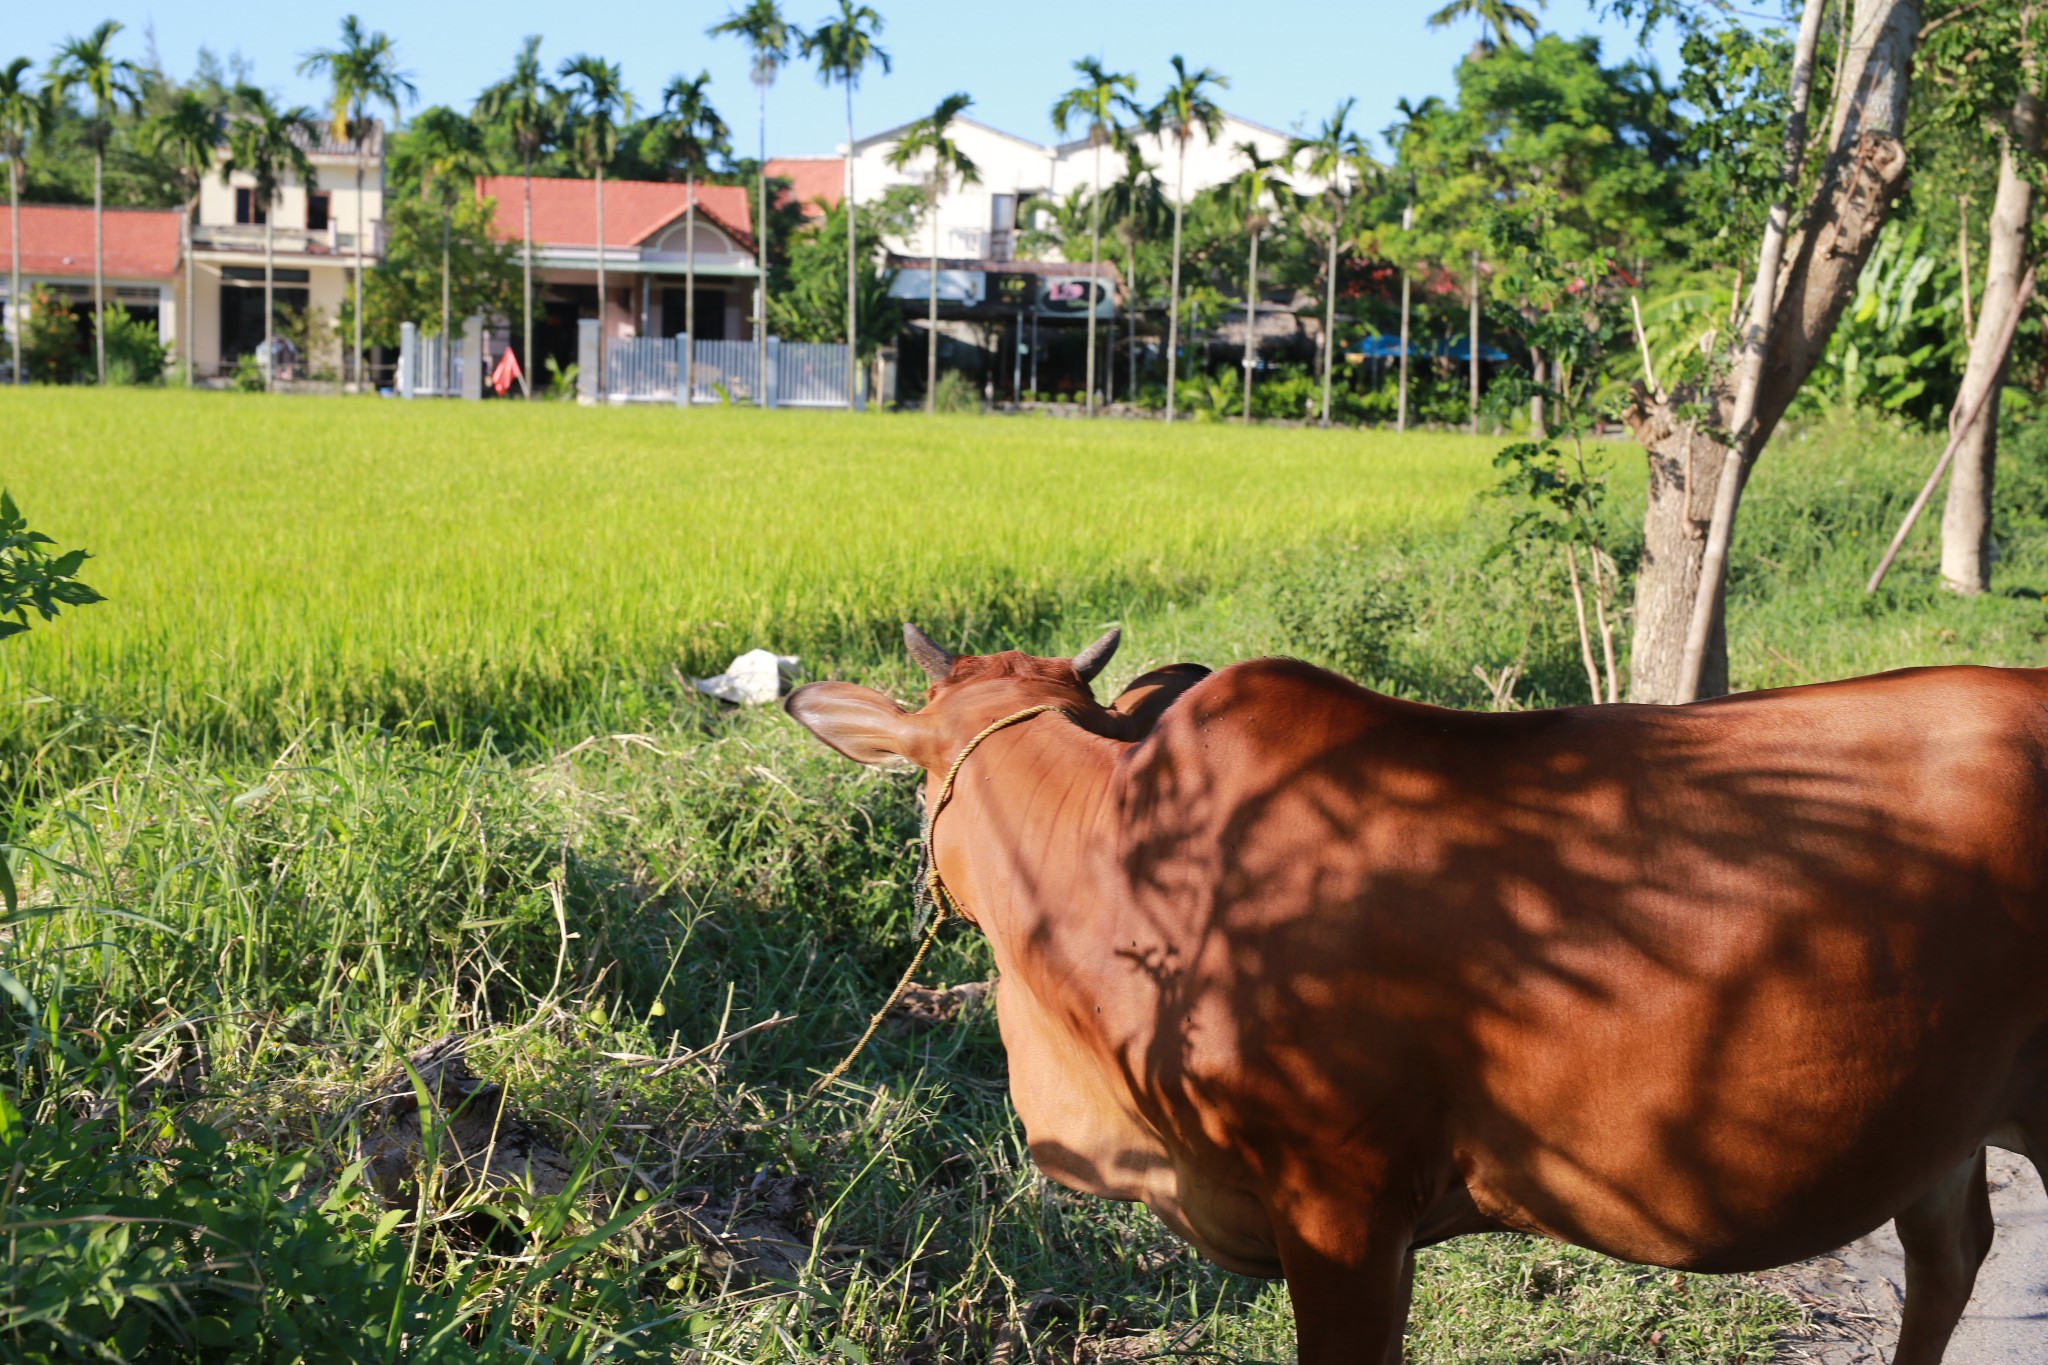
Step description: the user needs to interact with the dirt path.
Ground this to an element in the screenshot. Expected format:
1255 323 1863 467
1770 1149 2048 1363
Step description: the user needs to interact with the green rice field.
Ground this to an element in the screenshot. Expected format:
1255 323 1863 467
1 388 1498 770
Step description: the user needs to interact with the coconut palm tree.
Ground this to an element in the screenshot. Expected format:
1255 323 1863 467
476 36 560 398
299 16 415 393
558 55 633 401
709 2 797 401
1289 98 1367 428
1383 95 1439 434
1226 142 1289 425
1102 144 1167 401
145 90 226 387
1144 56 1227 424
647 73 730 405
885 92 979 415
801 2 889 408
0 59 51 387
1051 58 1137 417
407 107 492 394
50 22 141 386
223 86 318 391
1427 0 1546 52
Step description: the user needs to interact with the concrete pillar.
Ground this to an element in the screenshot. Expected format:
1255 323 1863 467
576 318 598 405
460 314 483 401
673 333 690 408
398 321 416 399
763 335 781 410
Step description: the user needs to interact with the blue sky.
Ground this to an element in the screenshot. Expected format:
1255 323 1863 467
15 2 1695 158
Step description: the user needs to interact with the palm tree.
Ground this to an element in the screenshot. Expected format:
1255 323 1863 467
299 16 415 393
1103 144 1166 400
1426 0 1546 53
647 72 730 405
50 22 141 386
407 107 491 394
885 93 979 415
801 2 889 408
1051 58 1137 418
144 90 225 387
476 36 559 399
1289 98 1366 428
0 59 51 387
1226 142 1288 424
223 86 318 390
558 55 633 401
709 2 797 401
1384 95 1438 434
1145 56 1227 424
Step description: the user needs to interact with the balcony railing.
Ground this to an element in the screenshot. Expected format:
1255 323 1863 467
192 221 386 257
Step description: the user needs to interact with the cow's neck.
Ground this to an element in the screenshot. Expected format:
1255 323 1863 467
926 693 1122 972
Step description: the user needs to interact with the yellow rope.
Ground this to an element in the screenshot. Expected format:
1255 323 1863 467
801 704 1062 1102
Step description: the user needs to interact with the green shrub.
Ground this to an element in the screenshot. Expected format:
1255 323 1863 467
232 354 267 392
100 305 168 386
21 288 84 385
930 368 978 413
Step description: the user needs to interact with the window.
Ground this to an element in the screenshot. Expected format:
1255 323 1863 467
234 188 267 226
989 194 1018 262
306 190 330 231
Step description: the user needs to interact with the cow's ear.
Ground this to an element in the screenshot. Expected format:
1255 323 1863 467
784 682 927 768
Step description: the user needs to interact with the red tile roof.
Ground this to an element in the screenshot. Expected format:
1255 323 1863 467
474 177 754 253
0 204 182 281
765 157 845 219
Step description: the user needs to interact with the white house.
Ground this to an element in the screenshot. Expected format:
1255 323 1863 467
842 110 1326 265
188 121 387 381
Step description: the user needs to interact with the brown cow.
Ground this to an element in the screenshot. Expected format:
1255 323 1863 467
785 626 2048 1364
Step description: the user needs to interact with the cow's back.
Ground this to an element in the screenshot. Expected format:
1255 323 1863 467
1109 660 2048 1272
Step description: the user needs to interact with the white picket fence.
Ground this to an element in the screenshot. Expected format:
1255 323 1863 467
584 327 858 409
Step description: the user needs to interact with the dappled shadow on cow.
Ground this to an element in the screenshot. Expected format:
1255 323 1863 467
785 624 2048 1365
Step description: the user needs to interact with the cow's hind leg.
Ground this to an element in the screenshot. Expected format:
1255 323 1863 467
1890 1147 1994 1365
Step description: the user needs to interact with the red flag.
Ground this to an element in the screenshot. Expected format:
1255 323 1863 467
491 345 523 397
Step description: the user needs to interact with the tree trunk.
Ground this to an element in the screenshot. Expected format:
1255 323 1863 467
1397 202 1413 432
845 82 858 407
1243 225 1259 424
355 144 366 391
263 210 275 390
441 209 452 394
522 156 534 398
1320 204 1339 427
685 176 697 405
93 150 106 385
1627 0 1920 703
11 160 23 385
926 195 939 416
1127 234 1138 397
1087 136 1102 417
1469 251 1481 433
1528 348 1546 438
1939 19 2039 594
596 165 608 401
184 194 195 387
1166 137 1186 424
756 80 769 405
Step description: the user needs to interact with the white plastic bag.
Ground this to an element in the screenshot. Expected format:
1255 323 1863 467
694 649 801 705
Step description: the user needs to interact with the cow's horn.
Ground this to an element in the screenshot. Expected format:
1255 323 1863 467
1072 627 1121 683
903 622 955 681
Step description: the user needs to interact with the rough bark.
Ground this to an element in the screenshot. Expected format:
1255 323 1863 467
1627 0 1919 702
1940 25 2039 594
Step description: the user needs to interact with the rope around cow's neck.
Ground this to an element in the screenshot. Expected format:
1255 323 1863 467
788 703 1065 1114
